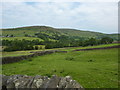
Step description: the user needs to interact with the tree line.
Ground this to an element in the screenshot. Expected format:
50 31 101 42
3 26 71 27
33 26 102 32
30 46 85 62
45 37 113 49
2 36 113 52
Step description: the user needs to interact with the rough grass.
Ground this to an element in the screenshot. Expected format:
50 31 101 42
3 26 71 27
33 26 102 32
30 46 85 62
2 48 118 88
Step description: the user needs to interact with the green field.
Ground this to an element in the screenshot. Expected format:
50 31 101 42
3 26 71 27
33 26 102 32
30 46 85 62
1 51 32 57
2 43 119 57
1 45 45 57
2 48 119 88
2 37 43 41
63 43 120 51
2 37 56 42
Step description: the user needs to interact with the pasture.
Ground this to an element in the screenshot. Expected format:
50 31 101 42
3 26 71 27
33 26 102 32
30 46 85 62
2 37 43 41
62 43 119 51
2 43 119 57
2 48 119 88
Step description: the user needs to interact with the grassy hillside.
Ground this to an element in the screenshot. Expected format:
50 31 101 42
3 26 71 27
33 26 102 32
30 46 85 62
1 26 119 40
2 26 63 37
2 48 118 88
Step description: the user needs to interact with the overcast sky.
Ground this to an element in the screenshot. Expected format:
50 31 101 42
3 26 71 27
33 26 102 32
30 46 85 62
1 1 118 34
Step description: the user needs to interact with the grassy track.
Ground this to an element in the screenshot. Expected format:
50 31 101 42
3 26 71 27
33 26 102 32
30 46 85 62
2 48 119 88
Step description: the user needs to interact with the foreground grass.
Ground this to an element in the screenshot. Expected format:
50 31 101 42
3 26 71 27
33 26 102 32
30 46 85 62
2 48 118 88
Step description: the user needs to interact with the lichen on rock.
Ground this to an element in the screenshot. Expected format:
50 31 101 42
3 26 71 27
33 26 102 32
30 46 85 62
1 75 84 89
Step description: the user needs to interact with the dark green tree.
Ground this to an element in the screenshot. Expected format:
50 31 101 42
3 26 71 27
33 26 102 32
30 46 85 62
100 37 113 44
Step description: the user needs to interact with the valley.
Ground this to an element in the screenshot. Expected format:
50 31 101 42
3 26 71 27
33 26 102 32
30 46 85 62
1 26 119 88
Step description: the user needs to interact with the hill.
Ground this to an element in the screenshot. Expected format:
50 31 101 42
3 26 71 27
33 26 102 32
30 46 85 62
1 26 119 41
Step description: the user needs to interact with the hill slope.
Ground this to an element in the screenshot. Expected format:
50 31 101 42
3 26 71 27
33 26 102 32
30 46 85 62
1 26 119 41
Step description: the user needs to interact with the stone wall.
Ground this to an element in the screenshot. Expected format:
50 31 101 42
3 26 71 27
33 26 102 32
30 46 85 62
1 75 83 89
73 45 120 51
2 45 119 65
2 50 67 64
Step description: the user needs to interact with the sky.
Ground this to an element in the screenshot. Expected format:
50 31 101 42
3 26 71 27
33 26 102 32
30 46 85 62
1 1 119 34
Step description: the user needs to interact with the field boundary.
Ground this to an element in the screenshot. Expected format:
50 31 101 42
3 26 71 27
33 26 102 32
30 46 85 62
73 45 120 51
2 50 67 64
2 45 120 64
2 75 83 88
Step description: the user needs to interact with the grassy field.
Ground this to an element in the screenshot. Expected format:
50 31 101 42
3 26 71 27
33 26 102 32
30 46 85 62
2 37 43 41
62 43 120 51
2 37 56 42
1 51 32 57
2 43 119 57
1 45 45 57
2 48 119 88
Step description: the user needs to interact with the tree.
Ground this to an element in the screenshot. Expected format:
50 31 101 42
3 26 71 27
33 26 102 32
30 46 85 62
88 38 97 46
100 37 113 44
25 34 29 37
45 43 53 49
34 45 39 50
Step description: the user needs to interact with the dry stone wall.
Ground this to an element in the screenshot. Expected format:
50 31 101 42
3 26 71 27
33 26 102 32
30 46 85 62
73 45 120 51
2 50 67 64
2 45 119 65
1 75 83 89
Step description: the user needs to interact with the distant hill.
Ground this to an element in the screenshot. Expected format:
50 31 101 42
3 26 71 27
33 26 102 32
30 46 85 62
1 26 119 41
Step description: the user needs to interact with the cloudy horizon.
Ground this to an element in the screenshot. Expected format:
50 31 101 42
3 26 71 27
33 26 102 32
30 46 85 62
1 1 118 34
